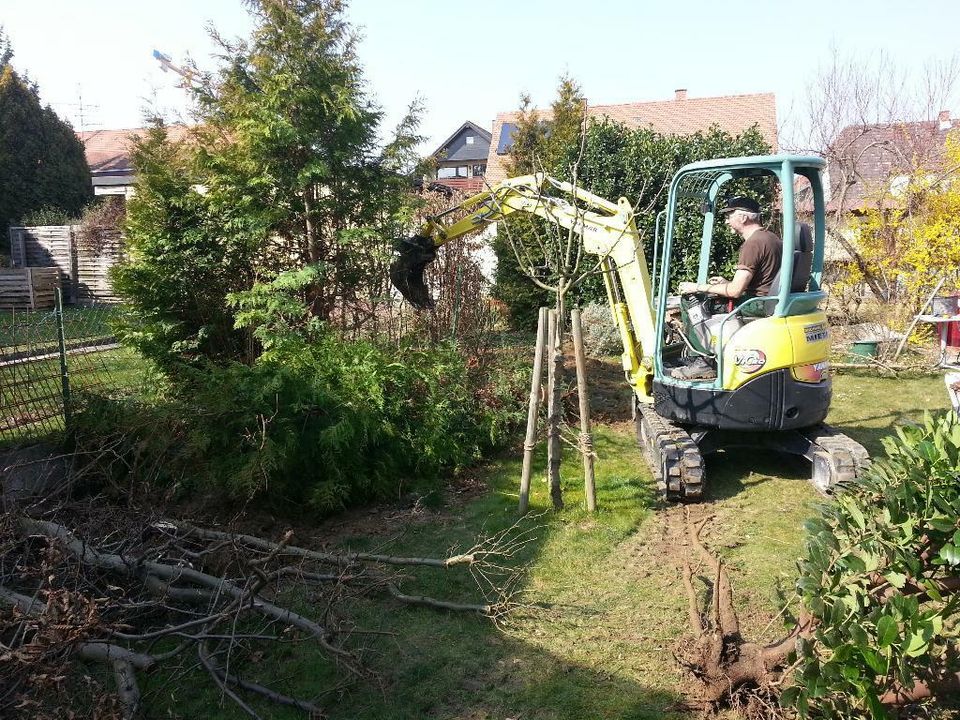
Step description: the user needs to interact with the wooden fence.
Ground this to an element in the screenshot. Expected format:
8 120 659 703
9 225 124 305
0 268 61 310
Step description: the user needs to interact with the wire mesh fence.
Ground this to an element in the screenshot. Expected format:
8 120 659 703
1 292 142 447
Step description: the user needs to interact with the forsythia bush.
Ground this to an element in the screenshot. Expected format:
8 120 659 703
848 133 960 304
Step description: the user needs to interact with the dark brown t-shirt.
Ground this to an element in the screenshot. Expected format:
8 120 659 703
736 229 782 296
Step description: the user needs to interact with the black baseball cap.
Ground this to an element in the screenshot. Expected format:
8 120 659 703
718 196 761 214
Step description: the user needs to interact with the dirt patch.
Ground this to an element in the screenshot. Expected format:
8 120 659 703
562 353 635 424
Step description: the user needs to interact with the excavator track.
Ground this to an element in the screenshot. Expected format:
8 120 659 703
634 402 869 501
635 402 704 502
800 424 871 493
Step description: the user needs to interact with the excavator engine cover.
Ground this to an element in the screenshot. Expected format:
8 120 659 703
390 234 436 309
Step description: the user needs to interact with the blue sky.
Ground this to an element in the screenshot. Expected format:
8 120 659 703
2 0 957 152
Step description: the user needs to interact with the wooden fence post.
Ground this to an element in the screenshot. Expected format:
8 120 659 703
571 309 596 512
546 309 563 510
518 307 548 514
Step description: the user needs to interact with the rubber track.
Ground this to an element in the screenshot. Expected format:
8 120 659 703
801 424 871 489
636 403 704 502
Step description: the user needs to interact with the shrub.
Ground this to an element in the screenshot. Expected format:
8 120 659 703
787 412 960 717
71 333 528 515
577 302 622 357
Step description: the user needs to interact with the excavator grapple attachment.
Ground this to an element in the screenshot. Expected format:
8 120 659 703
390 234 437 309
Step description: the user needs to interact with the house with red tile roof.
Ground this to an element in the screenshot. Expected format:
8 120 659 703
76 125 191 197
486 89 778 182
825 110 959 213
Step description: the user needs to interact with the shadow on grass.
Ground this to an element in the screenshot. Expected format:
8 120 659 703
145 424 679 719
702 448 811 502
828 408 936 457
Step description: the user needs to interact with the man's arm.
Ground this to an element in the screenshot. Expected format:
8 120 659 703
678 269 753 298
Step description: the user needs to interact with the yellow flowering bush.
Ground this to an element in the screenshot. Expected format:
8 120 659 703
850 132 960 305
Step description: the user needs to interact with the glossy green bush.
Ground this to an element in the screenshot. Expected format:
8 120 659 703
786 412 960 717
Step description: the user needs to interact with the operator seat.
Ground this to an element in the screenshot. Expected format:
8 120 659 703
769 222 813 295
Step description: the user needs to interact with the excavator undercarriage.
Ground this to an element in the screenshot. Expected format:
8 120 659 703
634 401 869 501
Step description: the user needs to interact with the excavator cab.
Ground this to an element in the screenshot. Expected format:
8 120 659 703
652 155 831 432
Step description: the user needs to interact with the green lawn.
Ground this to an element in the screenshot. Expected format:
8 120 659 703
145 369 954 719
0 345 146 446
0 305 121 352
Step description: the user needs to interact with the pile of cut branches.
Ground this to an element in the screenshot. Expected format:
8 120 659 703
0 504 536 719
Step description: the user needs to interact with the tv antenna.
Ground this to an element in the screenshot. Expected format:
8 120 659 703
54 85 101 134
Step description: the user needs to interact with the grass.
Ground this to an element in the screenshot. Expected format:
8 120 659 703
0 346 147 446
143 367 955 719
0 304 140 446
0 305 122 350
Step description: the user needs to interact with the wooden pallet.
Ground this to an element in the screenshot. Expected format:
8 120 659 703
0 268 61 310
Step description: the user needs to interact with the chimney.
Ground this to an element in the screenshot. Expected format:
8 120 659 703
675 89 687 102
939 110 951 131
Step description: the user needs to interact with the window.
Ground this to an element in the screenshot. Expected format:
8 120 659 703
437 166 469 179
466 135 474 145
472 164 486 177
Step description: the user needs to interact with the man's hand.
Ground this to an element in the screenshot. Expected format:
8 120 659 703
678 281 700 295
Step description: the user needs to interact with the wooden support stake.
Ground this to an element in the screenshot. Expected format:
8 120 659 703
519 307 549 514
571 309 596 512
546 309 563 510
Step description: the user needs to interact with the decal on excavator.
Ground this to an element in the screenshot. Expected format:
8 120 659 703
804 322 829 343
734 349 766 373
792 361 830 383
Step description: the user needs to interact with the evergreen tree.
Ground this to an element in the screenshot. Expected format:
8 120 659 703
116 0 423 367
0 29 91 239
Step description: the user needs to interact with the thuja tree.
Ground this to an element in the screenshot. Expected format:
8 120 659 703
115 0 422 367
114 124 254 365
0 29 91 240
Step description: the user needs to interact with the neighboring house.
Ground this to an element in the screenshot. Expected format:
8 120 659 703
821 110 959 262
429 121 491 194
826 110 959 213
76 125 191 197
486 89 778 182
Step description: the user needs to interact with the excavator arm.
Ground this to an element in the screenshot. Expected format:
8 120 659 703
390 173 658 400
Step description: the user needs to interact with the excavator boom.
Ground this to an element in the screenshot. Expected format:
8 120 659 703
390 173 657 398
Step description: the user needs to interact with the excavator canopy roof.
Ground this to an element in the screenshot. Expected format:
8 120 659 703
677 154 826 174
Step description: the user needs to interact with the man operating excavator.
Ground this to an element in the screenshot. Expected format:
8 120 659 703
672 196 783 380
678 196 782 301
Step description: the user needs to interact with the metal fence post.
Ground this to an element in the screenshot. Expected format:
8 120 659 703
55 288 72 428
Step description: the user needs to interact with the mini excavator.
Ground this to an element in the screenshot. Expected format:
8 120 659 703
390 155 868 501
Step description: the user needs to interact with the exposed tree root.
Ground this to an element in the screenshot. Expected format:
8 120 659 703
673 507 806 716
672 508 959 718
